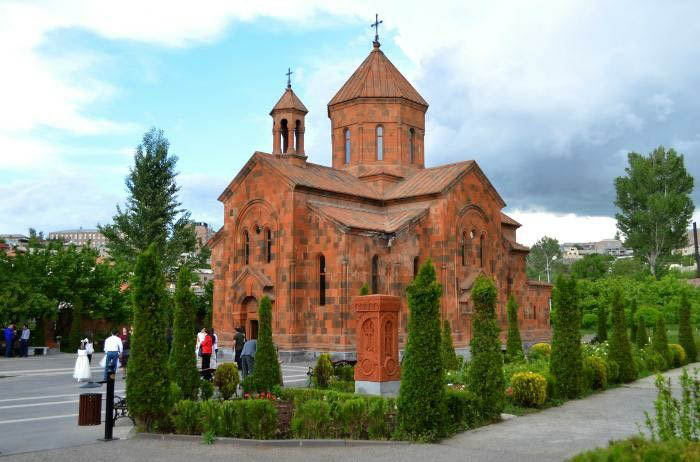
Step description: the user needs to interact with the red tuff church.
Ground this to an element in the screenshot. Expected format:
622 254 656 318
210 37 552 361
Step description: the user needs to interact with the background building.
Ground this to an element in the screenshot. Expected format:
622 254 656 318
48 228 108 255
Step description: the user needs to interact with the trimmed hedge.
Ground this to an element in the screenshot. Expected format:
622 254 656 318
510 372 547 407
583 356 608 390
550 275 583 399
505 295 524 363
313 353 333 389
214 363 240 400
528 343 551 360
172 399 277 439
441 320 460 371
607 286 637 383
252 296 282 392
444 389 484 432
669 343 686 368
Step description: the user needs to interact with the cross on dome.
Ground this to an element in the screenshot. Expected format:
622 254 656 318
371 13 383 47
286 67 293 89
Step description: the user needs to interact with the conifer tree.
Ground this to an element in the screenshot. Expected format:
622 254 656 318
636 317 649 349
608 287 637 382
397 260 446 440
169 266 199 400
678 291 697 363
596 303 607 342
467 275 505 420
126 244 171 430
629 298 638 345
441 319 460 371
252 296 281 391
652 316 671 368
550 275 583 399
505 294 524 362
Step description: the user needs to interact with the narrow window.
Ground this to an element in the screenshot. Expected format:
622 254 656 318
371 255 379 294
319 254 326 306
266 228 272 263
243 230 250 265
409 128 415 163
479 233 485 268
413 256 419 279
376 126 383 160
461 232 467 266
344 128 351 164
281 119 289 153
294 120 301 152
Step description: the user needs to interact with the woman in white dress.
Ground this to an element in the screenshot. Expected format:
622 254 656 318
73 341 92 382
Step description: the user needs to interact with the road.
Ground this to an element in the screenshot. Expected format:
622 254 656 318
0 353 312 456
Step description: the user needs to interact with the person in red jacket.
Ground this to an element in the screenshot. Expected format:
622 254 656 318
200 328 214 379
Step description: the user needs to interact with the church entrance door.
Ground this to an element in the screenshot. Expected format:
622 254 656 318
249 320 259 340
242 296 258 341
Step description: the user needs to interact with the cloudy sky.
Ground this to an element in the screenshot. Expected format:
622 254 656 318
2 0 700 246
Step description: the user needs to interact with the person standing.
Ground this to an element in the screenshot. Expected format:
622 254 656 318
200 328 213 380
233 326 246 370
73 340 91 382
19 324 30 357
195 327 206 356
119 327 130 377
103 328 123 381
84 334 95 364
4 324 14 358
240 337 257 379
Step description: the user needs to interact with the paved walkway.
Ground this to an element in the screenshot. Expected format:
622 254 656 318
3 364 697 462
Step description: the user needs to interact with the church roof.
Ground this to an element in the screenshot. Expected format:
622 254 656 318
501 212 521 228
270 88 308 114
328 45 428 108
308 201 429 233
383 161 474 200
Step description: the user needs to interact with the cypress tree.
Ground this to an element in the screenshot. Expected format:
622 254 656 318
251 296 281 392
467 275 505 420
636 317 648 348
505 294 524 362
629 298 638 345
608 287 637 382
550 275 583 399
441 319 460 371
652 316 671 368
397 260 446 440
678 291 697 363
126 244 170 430
169 266 200 400
596 303 607 342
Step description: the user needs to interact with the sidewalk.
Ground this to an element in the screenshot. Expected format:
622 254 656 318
3 364 697 462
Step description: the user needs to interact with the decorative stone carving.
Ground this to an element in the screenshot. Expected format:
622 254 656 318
353 294 400 388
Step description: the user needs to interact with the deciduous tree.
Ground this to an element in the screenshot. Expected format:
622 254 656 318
526 236 563 282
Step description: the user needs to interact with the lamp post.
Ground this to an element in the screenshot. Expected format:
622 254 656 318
545 255 558 283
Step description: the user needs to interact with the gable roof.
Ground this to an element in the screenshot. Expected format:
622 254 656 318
501 212 521 228
270 87 308 114
308 201 429 233
328 46 428 108
383 161 474 200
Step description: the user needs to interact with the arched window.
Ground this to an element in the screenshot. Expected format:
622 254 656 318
281 119 289 153
319 254 326 306
344 128 351 164
376 126 383 160
409 128 415 163
479 233 485 268
265 228 272 263
294 120 301 152
371 255 379 294
243 230 250 265
413 256 419 279
461 231 467 266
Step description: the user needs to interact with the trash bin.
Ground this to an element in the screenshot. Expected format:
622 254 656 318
78 393 102 426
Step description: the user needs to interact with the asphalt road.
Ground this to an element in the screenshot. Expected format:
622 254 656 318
0 353 312 457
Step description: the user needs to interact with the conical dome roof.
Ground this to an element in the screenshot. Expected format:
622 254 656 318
328 45 428 107
270 87 308 115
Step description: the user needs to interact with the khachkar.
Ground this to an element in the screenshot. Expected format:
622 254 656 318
353 294 401 396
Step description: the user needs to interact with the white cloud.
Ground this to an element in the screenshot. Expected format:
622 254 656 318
507 209 618 247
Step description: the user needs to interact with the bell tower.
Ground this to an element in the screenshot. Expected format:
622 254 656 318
270 68 308 158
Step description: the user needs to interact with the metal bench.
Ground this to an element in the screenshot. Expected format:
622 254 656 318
31 346 48 355
112 395 134 425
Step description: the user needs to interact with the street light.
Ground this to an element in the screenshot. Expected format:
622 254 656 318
546 255 557 283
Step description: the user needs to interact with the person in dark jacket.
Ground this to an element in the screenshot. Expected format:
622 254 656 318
233 326 246 370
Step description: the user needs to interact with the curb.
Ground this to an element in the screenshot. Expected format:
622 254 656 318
136 433 410 447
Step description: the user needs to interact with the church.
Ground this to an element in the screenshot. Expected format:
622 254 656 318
209 35 552 360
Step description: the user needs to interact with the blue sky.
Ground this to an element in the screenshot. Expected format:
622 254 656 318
2 1 700 245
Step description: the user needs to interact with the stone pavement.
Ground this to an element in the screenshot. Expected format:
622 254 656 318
2 364 697 462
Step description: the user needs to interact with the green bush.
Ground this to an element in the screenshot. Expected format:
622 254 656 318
582 355 608 390
678 290 697 363
328 378 354 393
581 313 597 330
629 298 638 346
445 389 483 431
213 363 240 400
636 318 649 348
550 275 583 399
313 353 333 389
636 306 661 327
528 342 551 361
291 399 332 439
442 320 460 370
251 296 282 392
333 364 355 382
169 266 200 401
200 399 223 435
596 304 607 342
505 295 524 363
242 399 277 439
510 372 547 407
669 343 686 368
570 437 700 462
652 317 671 369
607 286 637 383
360 284 369 296
605 359 620 384
397 260 446 441
172 400 201 435
644 369 700 442
340 398 367 439
200 379 214 400
466 275 505 421
126 244 171 431
220 400 243 437
169 382 183 406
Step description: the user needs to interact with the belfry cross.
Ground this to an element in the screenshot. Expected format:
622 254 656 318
286 67 293 89
371 13 383 45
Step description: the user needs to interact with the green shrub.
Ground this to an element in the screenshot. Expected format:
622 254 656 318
333 364 355 382
340 398 367 439
644 369 700 442
220 400 244 437
669 343 686 368
328 378 354 393
636 306 661 327
213 363 240 400
291 399 332 439
581 313 597 330
605 359 620 384
528 343 551 361
397 260 447 440
505 295 524 363
678 290 697 363
251 296 282 392
169 266 200 401
550 275 583 399
313 353 333 389
636 318 649 348
241 399 277 439
629 298 638 346
172 400 201 435
445 389 483 431
596 304 607 342
200 399 223 435
607 286 637 383
582 355 608 390
200 379 214 400
360 284 369 296
169 382 183 406
442 320 461 370
510 372 547 407
126 244 171 431
366 398 392 440
466 275 505 421
646 351 667 373
570 437 700 462
240 376 255 394
652 317 671 369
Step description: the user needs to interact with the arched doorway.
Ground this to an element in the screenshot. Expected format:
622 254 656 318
242 296 259 340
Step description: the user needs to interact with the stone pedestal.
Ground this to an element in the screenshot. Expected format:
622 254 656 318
353 294 401 396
